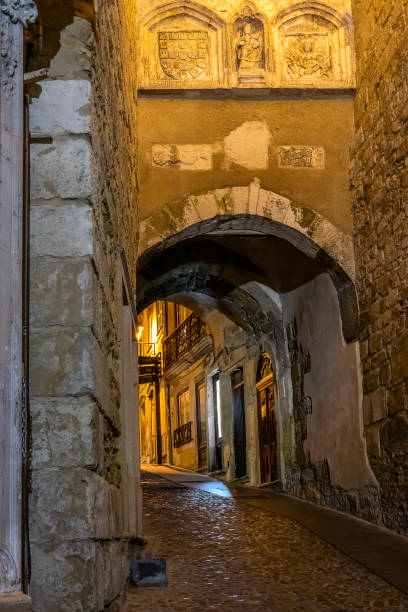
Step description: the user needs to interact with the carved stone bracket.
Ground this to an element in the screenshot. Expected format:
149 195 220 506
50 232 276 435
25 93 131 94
1 0 37 26
1 0 37 96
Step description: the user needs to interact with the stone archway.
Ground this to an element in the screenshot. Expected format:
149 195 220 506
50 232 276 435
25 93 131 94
137 181 358 343
136 196 377 514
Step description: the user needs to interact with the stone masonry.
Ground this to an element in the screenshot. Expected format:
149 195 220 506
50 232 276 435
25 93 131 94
350 0 408 533
27 0 140 609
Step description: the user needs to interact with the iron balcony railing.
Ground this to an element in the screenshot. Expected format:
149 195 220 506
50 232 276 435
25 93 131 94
173 421 193 448
138 342 156 357
163 312 210 370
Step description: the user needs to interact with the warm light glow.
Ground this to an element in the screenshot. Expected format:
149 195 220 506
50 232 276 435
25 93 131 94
136 326 144 342
151 317 157 346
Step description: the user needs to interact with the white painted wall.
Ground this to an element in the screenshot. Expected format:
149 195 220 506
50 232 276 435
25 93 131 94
282 273 377 489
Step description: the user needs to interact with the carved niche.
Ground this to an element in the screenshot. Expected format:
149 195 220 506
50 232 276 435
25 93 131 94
140 2 227 88
232 2 267 86
276 6 354 87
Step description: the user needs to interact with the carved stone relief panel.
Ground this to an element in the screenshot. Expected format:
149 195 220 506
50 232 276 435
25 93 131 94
285 34 332 80
276 11 353 87
277 146 325 169
138 1 354 90
141 4 228 88
158 31 210 81
152 144 213 170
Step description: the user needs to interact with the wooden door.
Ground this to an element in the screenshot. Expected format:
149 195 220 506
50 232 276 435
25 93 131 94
232 368 247 478
196 381 207 470
257 375 278 483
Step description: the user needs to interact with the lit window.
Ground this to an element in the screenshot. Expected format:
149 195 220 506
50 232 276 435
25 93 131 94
213 373 222 440
177 389 191 427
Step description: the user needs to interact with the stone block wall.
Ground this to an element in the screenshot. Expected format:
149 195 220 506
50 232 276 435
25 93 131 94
350 0 408 533
28 0 140 608
91 0 139 278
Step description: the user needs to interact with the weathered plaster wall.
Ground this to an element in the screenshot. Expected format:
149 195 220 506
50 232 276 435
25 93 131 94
281 273 379 520
28 0 140 608
165 341 213 470
204 275 378 521
138 98 355 235
350 0 408 533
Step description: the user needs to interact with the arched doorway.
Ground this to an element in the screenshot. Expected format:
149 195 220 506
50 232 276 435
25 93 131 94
231 367 247 479
134 210 375 500
256 353 278 484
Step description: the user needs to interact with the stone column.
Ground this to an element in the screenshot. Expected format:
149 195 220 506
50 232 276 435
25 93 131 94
0 0 37 608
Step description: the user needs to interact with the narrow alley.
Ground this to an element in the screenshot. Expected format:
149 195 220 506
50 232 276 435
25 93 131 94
125 469 408 611
1 0 408 609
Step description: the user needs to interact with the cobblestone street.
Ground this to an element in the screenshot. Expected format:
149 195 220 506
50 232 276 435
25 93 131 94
125 471 408 611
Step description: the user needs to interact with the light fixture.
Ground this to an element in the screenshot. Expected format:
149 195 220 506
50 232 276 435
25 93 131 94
136 326 143 342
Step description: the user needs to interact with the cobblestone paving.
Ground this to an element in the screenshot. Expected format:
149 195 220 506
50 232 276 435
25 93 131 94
125 472 408 611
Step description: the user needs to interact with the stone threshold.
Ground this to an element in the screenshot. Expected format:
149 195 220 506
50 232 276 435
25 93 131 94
0 592 31 611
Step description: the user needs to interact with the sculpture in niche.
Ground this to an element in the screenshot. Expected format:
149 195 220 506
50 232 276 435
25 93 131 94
285 34 332 79
233 2 265 84
158 31 210 81
235 22 263 71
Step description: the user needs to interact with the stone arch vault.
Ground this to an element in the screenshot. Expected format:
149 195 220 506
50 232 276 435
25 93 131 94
137 180 358 343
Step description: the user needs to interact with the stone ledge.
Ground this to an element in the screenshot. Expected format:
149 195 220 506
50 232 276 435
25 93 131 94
0 593 31 611
138 87 356 100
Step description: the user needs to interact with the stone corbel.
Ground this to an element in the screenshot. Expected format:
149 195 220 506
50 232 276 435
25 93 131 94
1 0 37 26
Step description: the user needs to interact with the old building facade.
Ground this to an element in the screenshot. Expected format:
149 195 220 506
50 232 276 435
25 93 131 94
0 0 407 610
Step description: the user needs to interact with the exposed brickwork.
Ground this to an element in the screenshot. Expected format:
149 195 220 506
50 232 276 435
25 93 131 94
351 1 408 532
90 0 139 495
91 0 139 276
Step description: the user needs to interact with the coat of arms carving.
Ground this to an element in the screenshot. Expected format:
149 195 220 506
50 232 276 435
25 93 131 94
158 31 210 81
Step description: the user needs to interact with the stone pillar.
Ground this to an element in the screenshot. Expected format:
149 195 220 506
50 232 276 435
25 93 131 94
119 306 143 539
0 0 36 608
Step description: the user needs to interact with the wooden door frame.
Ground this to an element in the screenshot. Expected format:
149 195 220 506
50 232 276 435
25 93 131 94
231 367 247 479
195 379 207 470
256 373 279 484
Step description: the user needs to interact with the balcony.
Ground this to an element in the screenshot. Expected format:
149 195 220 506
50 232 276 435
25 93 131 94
163 312 210 371
173 421 193 448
